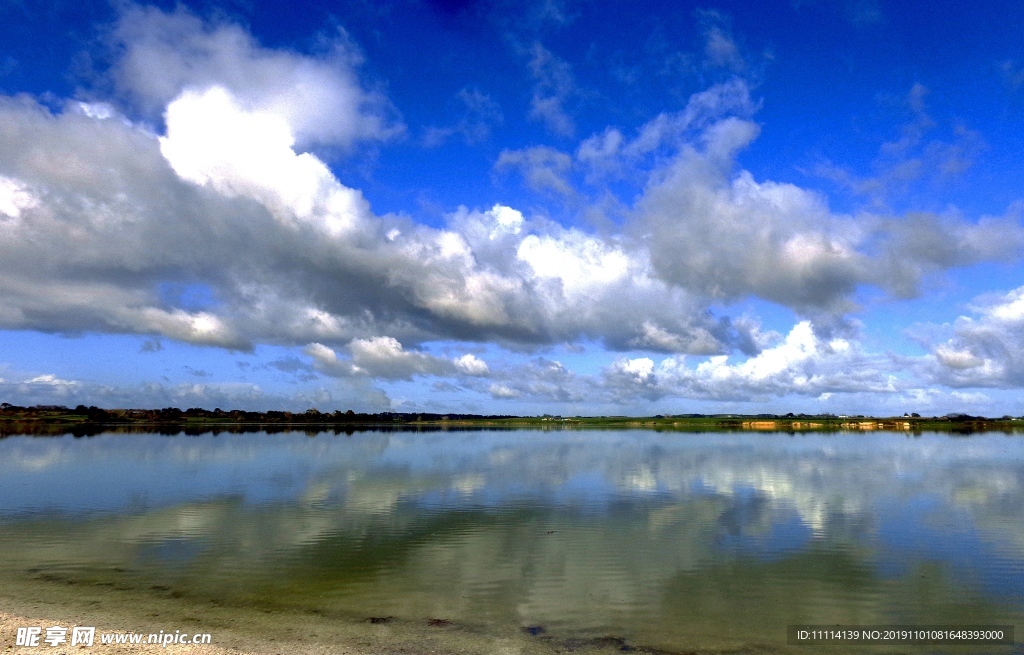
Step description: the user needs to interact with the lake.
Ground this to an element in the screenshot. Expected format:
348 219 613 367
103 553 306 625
0 429 1021 654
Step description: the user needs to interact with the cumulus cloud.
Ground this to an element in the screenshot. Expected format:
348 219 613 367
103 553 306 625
1 5 1023 410
1 50 1016 365
436 320 897 407
921 287 1024 388
602 321 898 402
0 371 389 412
0 175 38 219
159 85 372 235
306 338 489 381
632 114 1023 316
482 357 587 403
576 78 759 178
454 353 490 375
109 5 402 148
636 140 866 314
349 337 455 379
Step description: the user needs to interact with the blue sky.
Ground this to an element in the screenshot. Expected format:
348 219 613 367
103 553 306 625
2 0 1024 416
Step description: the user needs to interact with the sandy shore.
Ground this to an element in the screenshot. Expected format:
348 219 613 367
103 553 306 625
0 603 649 655
0 611 262 655
0 606 557 655
0 570 549 655
0 607 541 655
0 606 766 655
0 574 779 655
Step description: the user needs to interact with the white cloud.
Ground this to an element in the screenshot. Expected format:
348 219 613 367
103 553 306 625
704 26 744 71
603 321 898 402
1 5 1023 410
454 354 489 376
489 383 521 399
0 373 389 413
488 205 524 236
495 146 574 196
160 85 370 235
517 231 632 296
815 84 986 208
349 336 450 379
696 10 749 72
0 175 37 219
422 87 502 147
480 357 586 403
304 342 343 371
575 78 759 179
618 357 655 381
628 321 723 355
526 43 576 137
306 338 490 381
23 374 78 388
923 287 1024 387
110 5 401 148
633 119 1023 316
124 308 245 349
934 344 984 370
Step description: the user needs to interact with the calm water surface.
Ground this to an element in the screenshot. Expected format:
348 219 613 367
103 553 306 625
0 429 1022 653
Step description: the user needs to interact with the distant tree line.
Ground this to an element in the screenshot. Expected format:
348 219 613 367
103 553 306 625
0 403 513 425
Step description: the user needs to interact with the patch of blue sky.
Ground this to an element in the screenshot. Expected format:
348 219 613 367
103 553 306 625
0 331 166 387
0 330 320 397
858 260 1024 357
387 380 485 414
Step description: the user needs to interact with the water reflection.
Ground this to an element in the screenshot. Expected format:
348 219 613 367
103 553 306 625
0 430 1021 651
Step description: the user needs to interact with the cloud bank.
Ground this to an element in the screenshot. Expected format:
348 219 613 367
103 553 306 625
1 5 1023 412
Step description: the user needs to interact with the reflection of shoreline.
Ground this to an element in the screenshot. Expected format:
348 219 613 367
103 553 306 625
1 495 1018 651
4 429 1020 550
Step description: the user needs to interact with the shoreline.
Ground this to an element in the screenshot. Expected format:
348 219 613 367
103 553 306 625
0 583 692 655
3 404 1021 438
0 591 782 655
0 609 739 655
0 603 545 655
0 611 263 655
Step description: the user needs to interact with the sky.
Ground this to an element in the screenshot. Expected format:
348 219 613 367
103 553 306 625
3 0 1024 416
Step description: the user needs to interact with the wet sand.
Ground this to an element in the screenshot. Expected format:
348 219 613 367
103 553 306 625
0 606 552 655
0 578 722 655
0 606 734 655
1 611 261 655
